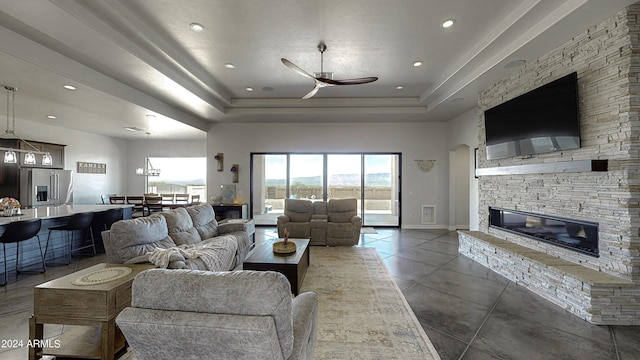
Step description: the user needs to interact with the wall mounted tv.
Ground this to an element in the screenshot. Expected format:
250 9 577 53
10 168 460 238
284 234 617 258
484 72 580 160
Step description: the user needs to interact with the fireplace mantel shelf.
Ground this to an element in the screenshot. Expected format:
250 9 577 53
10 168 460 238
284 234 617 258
476 159 608 176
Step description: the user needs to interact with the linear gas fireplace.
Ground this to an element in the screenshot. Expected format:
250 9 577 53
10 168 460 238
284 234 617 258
489 207 599 257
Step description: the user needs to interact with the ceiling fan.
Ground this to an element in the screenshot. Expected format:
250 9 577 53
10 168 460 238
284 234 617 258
281 42 378 99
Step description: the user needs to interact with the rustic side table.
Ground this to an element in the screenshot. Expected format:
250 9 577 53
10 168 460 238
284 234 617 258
29 263 155 360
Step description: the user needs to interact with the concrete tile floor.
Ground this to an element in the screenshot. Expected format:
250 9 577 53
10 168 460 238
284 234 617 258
1 227 638 359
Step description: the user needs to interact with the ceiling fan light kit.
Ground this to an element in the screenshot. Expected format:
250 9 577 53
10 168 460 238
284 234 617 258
281 42 378 99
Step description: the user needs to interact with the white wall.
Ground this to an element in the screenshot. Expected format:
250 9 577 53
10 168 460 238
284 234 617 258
448 145 470 230
10 119 128 204
447 108 479 230
207 122 451 228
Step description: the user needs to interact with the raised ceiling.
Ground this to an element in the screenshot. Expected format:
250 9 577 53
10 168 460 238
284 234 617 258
0 0 635 139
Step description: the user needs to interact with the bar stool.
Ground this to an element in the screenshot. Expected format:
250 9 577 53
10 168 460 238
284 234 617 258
44 212 95 266
100 207 123 231
0 218 44 286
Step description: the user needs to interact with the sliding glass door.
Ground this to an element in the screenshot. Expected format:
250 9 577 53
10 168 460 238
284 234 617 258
251 153 400 226
290 154 323 201
363 154 399 226
327 154 362 217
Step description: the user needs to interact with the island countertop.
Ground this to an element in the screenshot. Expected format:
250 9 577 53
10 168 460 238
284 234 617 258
0 204 133 225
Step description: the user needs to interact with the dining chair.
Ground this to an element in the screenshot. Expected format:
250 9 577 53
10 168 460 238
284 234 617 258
126 196 145 218
191 194 201 205
175 194 189 204
144 196 164 216
161 193 175 204
101 193 117 204
109 195 126 204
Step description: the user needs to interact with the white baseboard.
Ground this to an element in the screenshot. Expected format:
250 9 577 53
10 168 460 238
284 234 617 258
401 224 449 230
399 224 469 230
448 224 469 231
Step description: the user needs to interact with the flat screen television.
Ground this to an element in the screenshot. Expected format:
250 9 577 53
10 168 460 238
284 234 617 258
484 72 580 160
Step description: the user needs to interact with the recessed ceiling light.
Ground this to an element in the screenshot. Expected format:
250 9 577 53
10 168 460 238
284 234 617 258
145 114 156 118
246 87 254 92
124 126 144 132
190 22 205 32
63 84 76 90
442 19 456 28
413 61 423 67
224 63 235 69
46 115 57 119
396 85 404 90
503 60 526 69
262 86 274 92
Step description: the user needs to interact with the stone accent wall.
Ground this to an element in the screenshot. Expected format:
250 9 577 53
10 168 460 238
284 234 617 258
477 5 640 283
459 231 640 325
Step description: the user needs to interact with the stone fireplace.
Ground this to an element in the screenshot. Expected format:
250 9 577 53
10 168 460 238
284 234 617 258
488 207 599 257
461 5 640 325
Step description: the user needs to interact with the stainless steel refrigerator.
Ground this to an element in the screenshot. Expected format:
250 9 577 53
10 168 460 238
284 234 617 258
19 169 73 207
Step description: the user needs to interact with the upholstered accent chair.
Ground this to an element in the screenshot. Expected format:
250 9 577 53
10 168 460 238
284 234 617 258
326 198 362 246
277 199 316 239
116 269 318 360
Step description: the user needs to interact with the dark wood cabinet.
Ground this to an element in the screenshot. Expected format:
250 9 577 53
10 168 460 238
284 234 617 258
35 142 65 168
0 139 65 169
0 139 66 200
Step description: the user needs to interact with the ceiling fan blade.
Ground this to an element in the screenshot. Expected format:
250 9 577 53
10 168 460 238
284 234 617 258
329 77 379 85
281 58 316 81
302 83 322 99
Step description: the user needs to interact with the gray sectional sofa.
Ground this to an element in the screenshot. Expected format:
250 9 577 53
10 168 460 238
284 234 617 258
102 203 255 271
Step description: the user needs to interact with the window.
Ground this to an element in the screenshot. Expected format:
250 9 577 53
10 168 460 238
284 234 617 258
146 157 206 200
251 153 400 226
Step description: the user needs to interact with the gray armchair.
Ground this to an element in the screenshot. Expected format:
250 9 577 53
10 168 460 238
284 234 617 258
277 199 322 240
116 269 318 360
326 198 362 246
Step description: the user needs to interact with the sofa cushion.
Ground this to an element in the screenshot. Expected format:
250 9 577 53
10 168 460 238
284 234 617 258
186 203 219 239
160 208 201 246
327 198 357 223
313 201 327 215
109 215 176 263
283 222 311 239
284 199 313 222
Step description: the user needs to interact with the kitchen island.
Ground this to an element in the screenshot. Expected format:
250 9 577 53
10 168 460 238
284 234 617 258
0 204 133 282
0 204 133 225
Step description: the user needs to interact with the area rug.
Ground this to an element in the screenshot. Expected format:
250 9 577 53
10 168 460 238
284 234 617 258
115 247 440 360
300 246 441 360
360 227 378 234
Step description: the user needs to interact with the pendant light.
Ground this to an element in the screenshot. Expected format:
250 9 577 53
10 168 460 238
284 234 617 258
0 86 53 165
136 132 161 176
24 152 36 165
3 149 16 163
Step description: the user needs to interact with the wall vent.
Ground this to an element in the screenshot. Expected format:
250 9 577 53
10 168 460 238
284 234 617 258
421 205 436 224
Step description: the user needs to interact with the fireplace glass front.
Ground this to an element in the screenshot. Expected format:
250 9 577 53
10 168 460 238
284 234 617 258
489 207 599 257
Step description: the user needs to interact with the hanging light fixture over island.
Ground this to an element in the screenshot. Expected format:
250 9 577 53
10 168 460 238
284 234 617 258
0 85 54 165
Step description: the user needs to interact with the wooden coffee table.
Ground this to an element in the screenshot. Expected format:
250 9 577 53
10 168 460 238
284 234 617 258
243 238 310 295
29 263 155 360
